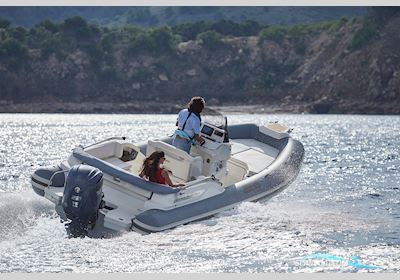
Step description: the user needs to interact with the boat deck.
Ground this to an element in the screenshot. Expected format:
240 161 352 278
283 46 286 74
230 139 279 174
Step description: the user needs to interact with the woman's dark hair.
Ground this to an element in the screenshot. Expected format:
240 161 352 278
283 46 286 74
141 151 165 182
188 96 205 115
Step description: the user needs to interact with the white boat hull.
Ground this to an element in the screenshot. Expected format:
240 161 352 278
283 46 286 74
31 123 304 237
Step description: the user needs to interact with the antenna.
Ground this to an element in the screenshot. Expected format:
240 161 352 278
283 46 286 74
223 116 229 143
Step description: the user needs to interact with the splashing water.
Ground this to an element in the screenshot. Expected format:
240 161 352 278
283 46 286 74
0 114 399 272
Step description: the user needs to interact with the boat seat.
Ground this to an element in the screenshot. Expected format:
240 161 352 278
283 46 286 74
103 157 131 171
146 140 202 182
85 141 124 160
86 141 146 174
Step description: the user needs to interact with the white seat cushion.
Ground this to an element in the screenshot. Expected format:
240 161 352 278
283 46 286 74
85 141 124 159
146 140 202 182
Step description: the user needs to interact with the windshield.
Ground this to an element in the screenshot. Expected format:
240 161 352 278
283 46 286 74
202 107 226 129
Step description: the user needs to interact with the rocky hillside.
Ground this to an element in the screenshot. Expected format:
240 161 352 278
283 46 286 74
0 9 399 114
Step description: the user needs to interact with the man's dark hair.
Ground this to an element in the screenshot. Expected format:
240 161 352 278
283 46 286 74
188 96 205 115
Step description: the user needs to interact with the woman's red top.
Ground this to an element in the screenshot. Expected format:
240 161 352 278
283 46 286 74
154 168 166 185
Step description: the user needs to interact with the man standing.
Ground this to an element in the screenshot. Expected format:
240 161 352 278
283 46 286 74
172 96 205 154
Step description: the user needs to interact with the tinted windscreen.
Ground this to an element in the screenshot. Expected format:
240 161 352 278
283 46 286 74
201 125 214 136
214 130 223 137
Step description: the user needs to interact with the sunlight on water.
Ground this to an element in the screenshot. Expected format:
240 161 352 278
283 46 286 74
0 113 399 272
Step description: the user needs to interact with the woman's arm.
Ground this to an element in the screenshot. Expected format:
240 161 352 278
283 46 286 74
162 169 185 188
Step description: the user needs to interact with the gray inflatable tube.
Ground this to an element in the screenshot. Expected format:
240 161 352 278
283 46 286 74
132 132 304 233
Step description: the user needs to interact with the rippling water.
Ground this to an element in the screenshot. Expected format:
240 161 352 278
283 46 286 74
0 113 399 272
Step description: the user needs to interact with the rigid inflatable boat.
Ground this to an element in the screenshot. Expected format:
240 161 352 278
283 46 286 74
31 121 304 237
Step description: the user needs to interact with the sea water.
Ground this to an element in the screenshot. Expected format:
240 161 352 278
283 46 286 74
0 113 399 272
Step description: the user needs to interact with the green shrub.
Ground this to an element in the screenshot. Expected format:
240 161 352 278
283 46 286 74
173 19 262 42
124 25 142 36
326 17 348 32
258 25 287 44
9 27 27 42
271 18 348 40
128 27 178 55
349 18 377 50
61 16 100 42
85 44 104 65
0 38 28 58
36 19 59 33
240 20 262 36
149 27 177 53
128 32 151 54
0 17 11 29
172 21 210 41
100 32 116 52
211 19 239 36
27 24 60 50
286 24 308 38
350 17 358 25
197 30 224 50
61 16 88 36
340 16 349 25
40 35 64 58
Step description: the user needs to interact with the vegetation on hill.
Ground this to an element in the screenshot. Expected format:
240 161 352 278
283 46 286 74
0 7 399 114
258 17 350 43
0 6 366 28
0 15 364 64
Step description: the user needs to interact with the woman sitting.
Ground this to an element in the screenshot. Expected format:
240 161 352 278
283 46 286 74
139 151 184 188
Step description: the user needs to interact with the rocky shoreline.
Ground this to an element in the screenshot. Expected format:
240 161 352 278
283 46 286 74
0 101 398 114
0 101 299 114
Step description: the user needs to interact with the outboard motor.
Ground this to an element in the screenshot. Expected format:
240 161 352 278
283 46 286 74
62 164 104 238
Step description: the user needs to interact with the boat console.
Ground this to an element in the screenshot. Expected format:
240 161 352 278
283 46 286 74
190 122 231 180
199 122 226 144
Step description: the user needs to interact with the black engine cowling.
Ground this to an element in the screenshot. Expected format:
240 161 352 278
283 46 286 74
62 164 104 237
